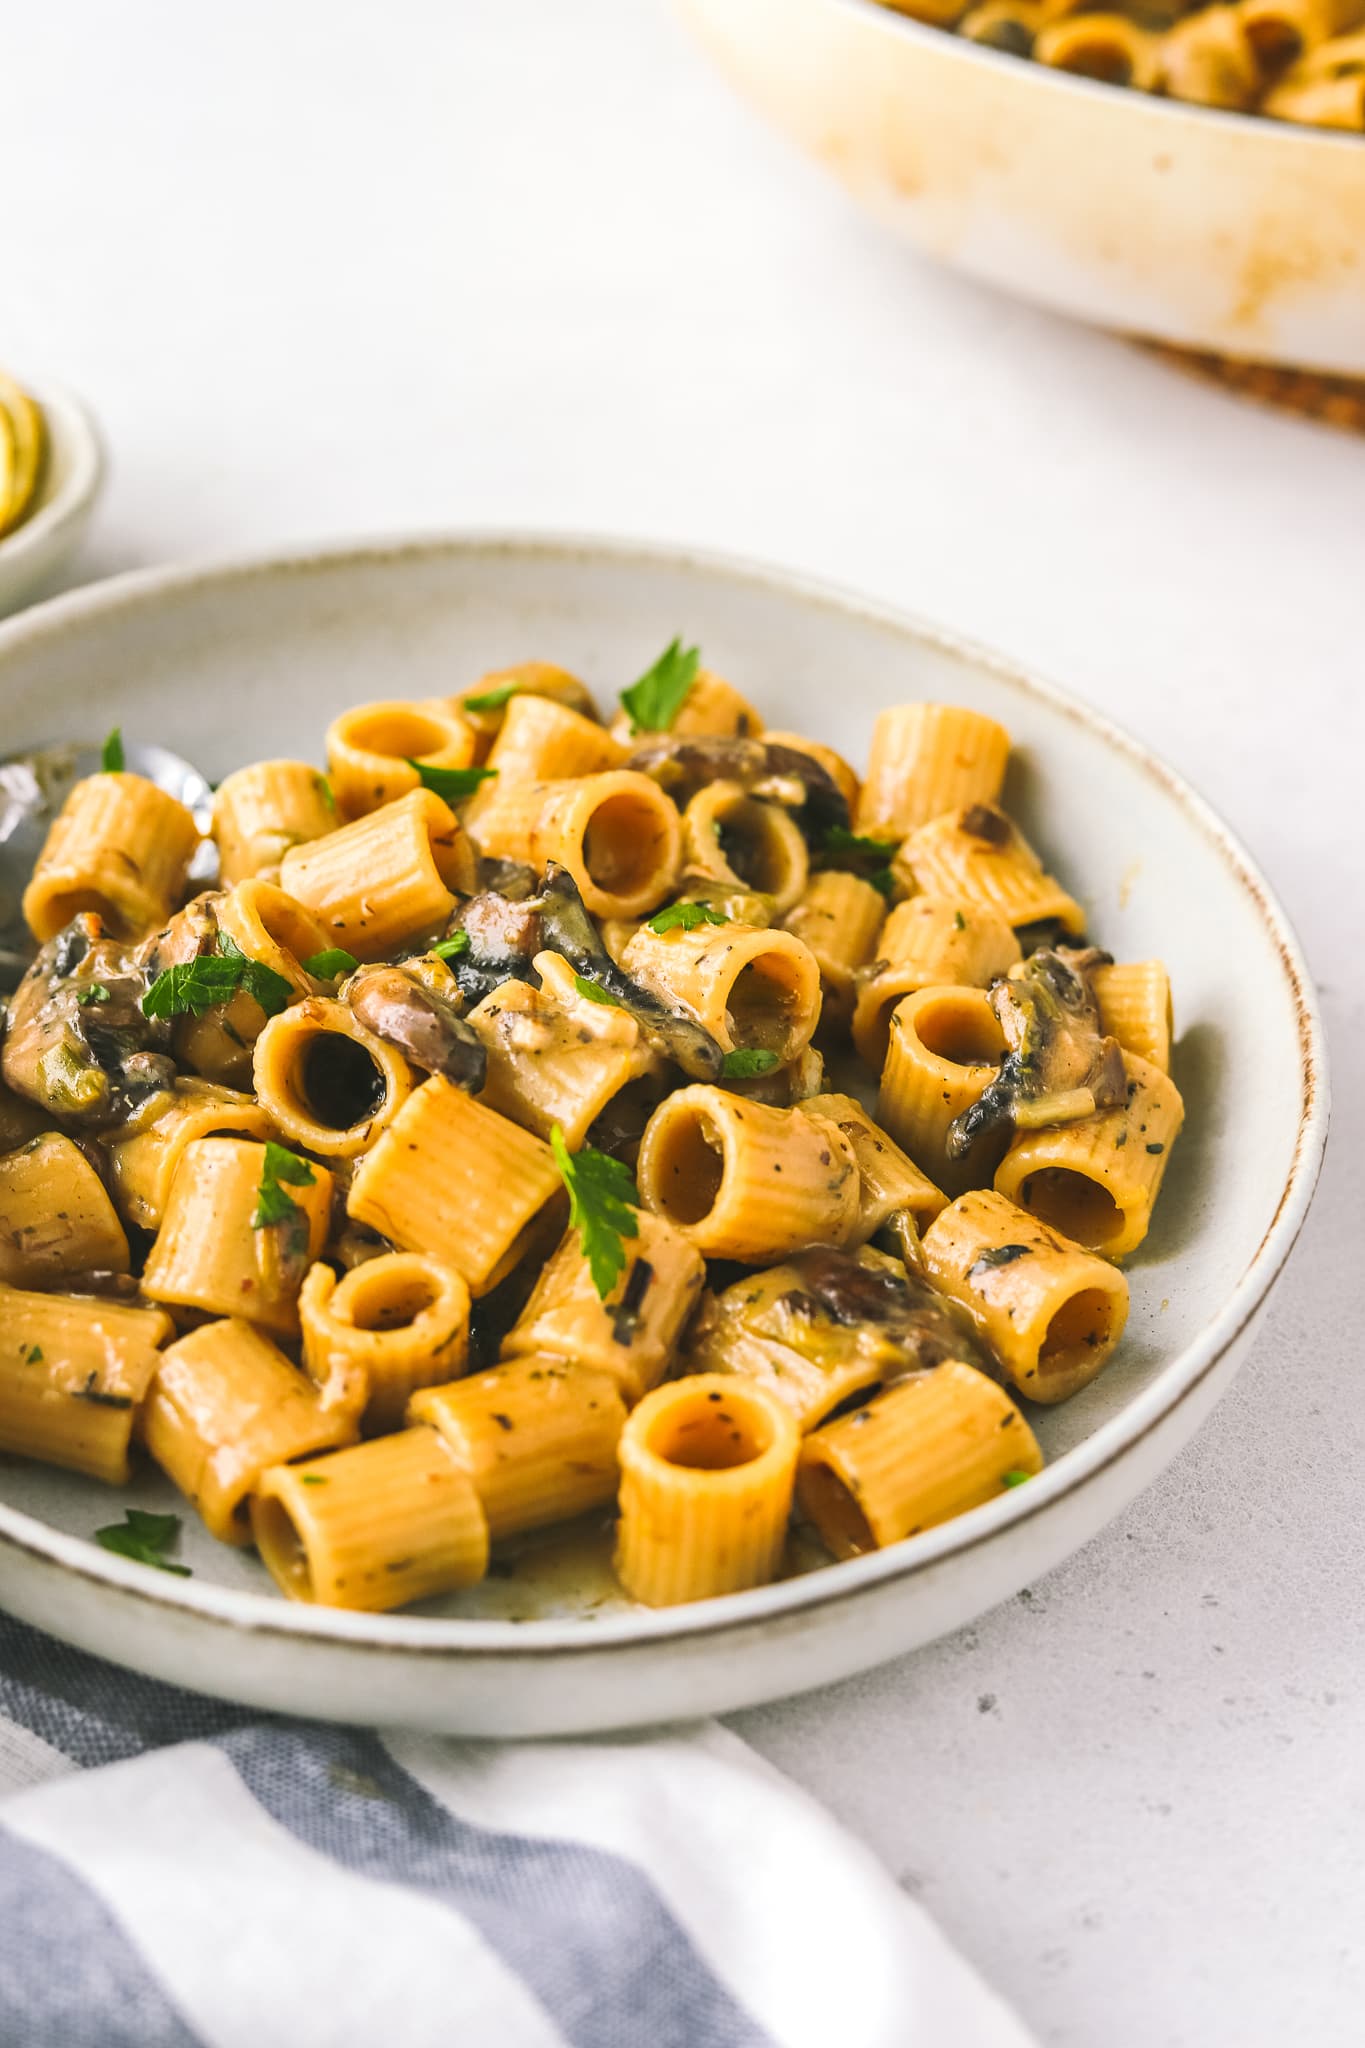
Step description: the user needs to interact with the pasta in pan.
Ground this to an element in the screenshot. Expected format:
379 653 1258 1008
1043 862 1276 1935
0 644 1181 1609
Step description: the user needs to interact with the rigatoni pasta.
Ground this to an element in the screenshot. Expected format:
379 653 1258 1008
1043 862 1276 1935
1 652 1184 1613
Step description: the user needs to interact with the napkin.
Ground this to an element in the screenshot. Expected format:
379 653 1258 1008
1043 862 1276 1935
0 1613 1035 2047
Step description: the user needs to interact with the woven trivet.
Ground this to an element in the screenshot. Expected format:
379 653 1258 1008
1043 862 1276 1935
1143 342 1365 433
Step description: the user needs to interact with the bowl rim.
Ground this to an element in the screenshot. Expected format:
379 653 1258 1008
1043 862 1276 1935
0 378 105 578
813 0 1365 157
0 528 1330 1658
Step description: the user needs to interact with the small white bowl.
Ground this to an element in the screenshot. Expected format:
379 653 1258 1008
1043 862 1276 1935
0 380 105 618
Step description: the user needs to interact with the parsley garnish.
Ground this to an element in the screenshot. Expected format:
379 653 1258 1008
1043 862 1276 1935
142 934 292 1020
303 948 359 980
550 1123 639 1300
24 1344 43 1363
647 900 730 936
301 1473 329 1486
101 727 125 773
722 1048 780 1078
573 974 619 1007
619 638 700 735
316 775 337 813
95 1508 191 1575
819 826 896 898
1001 1470 1032 1489
954 910 967 932
77 983 111 1006
253 1141 316 1230
432 931 471 961
408 761 496 803
463 681 519 713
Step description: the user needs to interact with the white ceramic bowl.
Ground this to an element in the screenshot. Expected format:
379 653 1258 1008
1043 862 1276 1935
0 534 1327 1735
680 0 1365 375
0 381 104 618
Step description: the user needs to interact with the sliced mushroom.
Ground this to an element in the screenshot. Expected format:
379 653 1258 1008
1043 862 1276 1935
531 863 723 1081
437 888 545 1006
779 1245 995 1379
1 913 175 1127
947 946 1126 1161
625 735 851 842
345 964 487 1090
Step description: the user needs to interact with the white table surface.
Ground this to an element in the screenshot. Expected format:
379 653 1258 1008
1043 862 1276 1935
4 4 1362 2043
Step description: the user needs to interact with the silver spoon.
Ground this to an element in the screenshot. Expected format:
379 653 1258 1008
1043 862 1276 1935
0 740 216 993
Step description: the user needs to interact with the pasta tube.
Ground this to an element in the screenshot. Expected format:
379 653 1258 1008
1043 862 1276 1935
466 950 662 1149
502 1210 706 1403
212 761 337 886
411 1356 627 1540
1091 960 1173 1073
856 704 1010 841
680 782 809 916
621 920 822 1064
299 1253 471 1431
877 985 1008 1196
994 1053 1184 1259
347 1076 563 1295
141 1136 334 1336
172 879 331 1091
251 1425 489 1611
852 896 1021 1067
896 806 1085 936
468 693 624 812
107 1080 273 1231
922 1188 1130 1401
142 1317 358 1543
0 1133 129 1285
1161 5 1260 104
610 666 763 744
454 661 599 760
0 1287 172 1483
780 870 887 1023
636 1086 860 1260
1262 51 1365 122
467 770 682 920
252 997 415 1160
325 698 477 819
23 772 200 944
801 1093 947 1242
797 1362 1043 1557
615 1374 800 1606
1034 12 1164 85
280 788 477 959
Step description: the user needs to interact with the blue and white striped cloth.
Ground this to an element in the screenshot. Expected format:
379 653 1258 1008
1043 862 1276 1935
0 1614 1035 2047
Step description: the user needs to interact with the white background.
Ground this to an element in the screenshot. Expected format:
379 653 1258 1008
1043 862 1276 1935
4 5 1363 2043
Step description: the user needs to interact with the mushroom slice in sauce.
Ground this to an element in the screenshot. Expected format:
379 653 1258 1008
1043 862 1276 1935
529 863 723 1082
345 964 487 1090
1 914 175 1127
625 735 851 842
947 946 1126 1161
687 1243 998 1409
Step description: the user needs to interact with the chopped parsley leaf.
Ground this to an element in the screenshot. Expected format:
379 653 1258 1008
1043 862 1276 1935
722 1048 780 1079
818 825 896 897
301 1473 329 1486
303 948 359 981
25 1344 43 1363
142 934 291 1020
573 974 620 1006
101 727 125 773
619 638 700 736
954 910 967 931
253 1141 317 1231
77 983 111 1006
432 931 471 961
462 681 519 713
647 900 730 935
408 760 496 803
550 1123 639 1301
1001 1470 1033 1489
95 1508 191 1575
